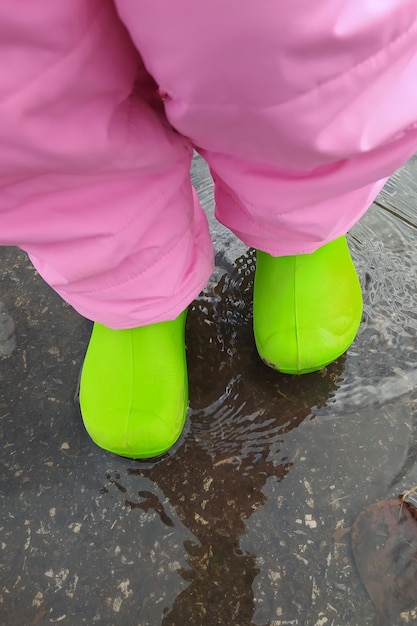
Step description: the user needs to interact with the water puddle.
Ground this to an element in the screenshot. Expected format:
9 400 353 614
2 155 417 625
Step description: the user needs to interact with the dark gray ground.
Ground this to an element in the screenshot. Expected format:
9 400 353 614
1 154 417 626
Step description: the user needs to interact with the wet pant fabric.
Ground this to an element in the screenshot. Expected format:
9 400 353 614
1 0 417 328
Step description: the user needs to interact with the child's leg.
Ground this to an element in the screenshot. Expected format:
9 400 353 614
0 1 213 457
115 0 417 372
0 0 213 329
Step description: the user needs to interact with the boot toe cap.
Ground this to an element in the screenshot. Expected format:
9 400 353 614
84 403 187 459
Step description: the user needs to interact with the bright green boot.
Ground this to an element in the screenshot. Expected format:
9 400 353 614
253 236 362 374
79 310 188 459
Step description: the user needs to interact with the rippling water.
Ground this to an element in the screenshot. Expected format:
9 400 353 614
331 210 417 416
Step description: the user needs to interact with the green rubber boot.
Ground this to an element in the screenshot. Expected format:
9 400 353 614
253 236 362 374
79 310 188 459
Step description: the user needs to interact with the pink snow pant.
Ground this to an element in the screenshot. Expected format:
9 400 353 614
1 1 417 329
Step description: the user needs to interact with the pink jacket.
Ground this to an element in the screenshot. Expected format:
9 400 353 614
1 0 417 327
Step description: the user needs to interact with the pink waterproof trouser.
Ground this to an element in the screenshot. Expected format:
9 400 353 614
1 1 417 329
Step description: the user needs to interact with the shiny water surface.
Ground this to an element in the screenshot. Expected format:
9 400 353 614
1 154 417 625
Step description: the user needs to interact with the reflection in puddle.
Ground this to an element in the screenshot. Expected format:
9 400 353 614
100 247 348 624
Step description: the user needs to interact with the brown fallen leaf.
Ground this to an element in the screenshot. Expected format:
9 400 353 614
351 498 417 626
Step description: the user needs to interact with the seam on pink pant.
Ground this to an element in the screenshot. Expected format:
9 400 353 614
135 241 215 326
